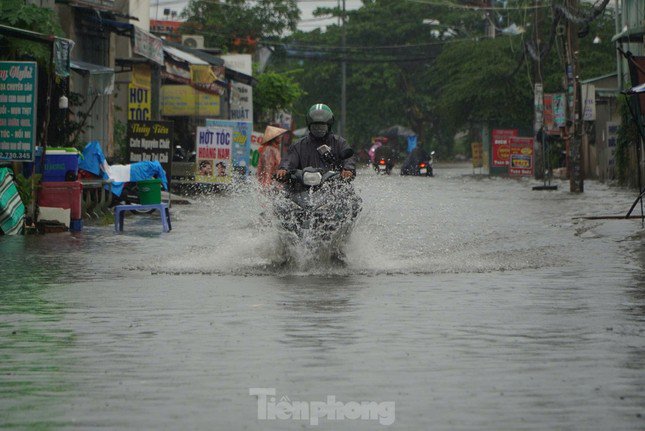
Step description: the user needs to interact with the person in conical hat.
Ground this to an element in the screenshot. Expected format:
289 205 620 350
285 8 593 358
257 125 288 187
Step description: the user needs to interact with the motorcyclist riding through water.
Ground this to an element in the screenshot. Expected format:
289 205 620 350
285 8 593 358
276 104 356 179
272 104 360 261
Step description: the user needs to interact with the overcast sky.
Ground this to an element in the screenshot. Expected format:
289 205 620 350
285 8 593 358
149 0 363 32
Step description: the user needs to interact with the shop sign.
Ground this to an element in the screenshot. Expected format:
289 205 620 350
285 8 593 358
508 137 534 177
0 61 37 161
195 125 233 184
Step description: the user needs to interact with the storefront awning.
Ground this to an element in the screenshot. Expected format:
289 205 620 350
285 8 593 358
225 68 256 87
163 46 209 65
0 24 75 77
70 60 115 96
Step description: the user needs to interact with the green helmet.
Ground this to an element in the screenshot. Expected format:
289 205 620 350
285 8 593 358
306 103 334 127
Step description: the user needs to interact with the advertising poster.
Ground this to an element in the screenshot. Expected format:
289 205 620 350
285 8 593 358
553 93 566 128
534 83 543 132
195 126 233 184
249 131 264 176
491 129 518 167
471 142 483 168
0 61 37 161
508 137 534 177
205 119 252 175
127 120 173 178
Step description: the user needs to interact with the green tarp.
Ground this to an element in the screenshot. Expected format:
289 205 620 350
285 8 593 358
0 168 25 235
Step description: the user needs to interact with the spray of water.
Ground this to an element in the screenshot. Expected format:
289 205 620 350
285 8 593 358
151 171 566 277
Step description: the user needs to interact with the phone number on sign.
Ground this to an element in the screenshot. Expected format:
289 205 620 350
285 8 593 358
0 152 33 160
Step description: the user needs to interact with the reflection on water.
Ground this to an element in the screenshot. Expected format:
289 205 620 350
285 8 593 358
1 166 644 429
277 277 363 353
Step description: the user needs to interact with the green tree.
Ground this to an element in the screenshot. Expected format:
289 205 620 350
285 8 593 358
430 37 533 138
253 70 304 124
182 0 299 53
268 0 617 156
0 0 64 66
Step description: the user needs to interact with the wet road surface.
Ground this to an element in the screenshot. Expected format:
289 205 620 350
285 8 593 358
1 164 644 429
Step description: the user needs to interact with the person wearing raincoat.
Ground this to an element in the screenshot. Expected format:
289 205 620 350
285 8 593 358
257 125 288 187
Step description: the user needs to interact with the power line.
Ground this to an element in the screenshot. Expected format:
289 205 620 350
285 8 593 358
404 0 551 10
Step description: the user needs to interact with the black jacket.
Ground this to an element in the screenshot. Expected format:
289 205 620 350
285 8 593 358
279 133 356 172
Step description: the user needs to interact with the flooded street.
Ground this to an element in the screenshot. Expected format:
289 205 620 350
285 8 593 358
1 164 644 429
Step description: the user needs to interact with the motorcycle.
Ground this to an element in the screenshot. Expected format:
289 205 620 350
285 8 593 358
273 147 361 257
401 150 435 177
374 157 393 175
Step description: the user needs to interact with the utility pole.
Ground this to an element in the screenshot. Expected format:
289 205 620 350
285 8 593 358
565 0 584 192
340 0 347 137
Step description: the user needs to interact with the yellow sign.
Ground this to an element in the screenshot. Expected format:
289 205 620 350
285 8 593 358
131 64 151 89
128 84 151 121
471 142 483 168
161 85 221 117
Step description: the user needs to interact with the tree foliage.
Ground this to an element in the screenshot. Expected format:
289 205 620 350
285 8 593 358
0 0 64 66
270 0 617 156
182 0 299 53
253 70 304 122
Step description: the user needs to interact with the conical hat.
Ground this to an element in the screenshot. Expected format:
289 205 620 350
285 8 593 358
262 125 288 144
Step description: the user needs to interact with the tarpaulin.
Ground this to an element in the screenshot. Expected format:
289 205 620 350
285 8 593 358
0 168 25 235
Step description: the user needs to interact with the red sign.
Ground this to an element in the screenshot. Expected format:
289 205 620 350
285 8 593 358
509 137 534 177
491 129 518 167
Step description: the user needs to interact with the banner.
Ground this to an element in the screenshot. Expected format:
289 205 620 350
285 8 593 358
471 142 483 168
508 137 534 177
0 62 37 161
491 129 518 167
161 85 221 117
205 119 252 175
127 120 173 178
133 27 164 66
195 126 233 184
582 84 596 121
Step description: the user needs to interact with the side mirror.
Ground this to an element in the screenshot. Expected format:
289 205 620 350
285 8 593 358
340 148 354 160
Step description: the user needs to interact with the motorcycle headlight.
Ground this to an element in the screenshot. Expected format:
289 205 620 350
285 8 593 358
303 171 323 186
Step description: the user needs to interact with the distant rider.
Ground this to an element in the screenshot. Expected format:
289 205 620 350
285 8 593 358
276 104 355 180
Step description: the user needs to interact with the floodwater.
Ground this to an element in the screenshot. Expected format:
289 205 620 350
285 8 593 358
1 164 644 430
